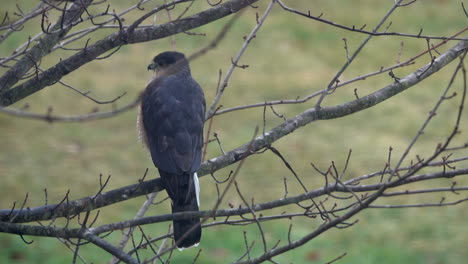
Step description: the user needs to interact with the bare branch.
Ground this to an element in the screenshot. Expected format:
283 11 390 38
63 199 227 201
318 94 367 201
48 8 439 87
0 0 260 106
1 40 466 223
206 0 275 119
0 0 94 93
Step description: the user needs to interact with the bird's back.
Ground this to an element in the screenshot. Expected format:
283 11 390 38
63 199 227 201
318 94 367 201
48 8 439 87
141 73 205 175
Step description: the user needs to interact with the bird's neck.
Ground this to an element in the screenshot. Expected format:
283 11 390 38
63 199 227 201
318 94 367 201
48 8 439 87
152 64 191 80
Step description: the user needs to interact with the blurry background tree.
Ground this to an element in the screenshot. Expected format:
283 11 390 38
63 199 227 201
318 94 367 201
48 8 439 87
0 0 467 263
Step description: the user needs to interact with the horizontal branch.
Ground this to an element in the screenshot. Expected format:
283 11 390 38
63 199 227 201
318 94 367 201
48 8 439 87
82 167 468 235
0 39 466 223
277 0 467 41
2 164 467 233
369 197 468 209
1 165 467 239
0 175 164 223
0 95 139 122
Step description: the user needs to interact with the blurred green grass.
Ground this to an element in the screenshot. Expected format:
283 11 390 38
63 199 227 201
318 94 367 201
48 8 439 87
1 0 468 263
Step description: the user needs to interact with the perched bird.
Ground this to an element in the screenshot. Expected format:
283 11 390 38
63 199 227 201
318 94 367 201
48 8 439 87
137 51 205 249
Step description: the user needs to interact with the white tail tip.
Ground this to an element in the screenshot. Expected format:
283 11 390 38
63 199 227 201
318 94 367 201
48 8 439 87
193 172 200 207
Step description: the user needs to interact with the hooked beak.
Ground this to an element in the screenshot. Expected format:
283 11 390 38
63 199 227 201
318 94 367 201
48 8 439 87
147 62 157 71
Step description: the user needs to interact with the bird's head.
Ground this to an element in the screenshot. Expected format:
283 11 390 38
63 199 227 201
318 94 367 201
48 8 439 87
147 51 188 75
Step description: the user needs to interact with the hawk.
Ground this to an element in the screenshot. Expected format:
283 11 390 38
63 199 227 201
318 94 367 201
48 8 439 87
137 51 205 249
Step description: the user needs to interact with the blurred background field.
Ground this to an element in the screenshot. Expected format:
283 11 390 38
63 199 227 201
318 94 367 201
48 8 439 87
0 0 467 263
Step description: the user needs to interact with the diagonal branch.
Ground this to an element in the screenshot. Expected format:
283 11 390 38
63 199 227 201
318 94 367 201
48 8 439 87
0 0 94 93
0 2 52 45
314 0 404 108
84 232 139 264
206 0 275 119
0 0 259 106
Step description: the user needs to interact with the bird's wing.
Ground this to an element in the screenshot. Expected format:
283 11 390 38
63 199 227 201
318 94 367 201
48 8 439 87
141 75 205 176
